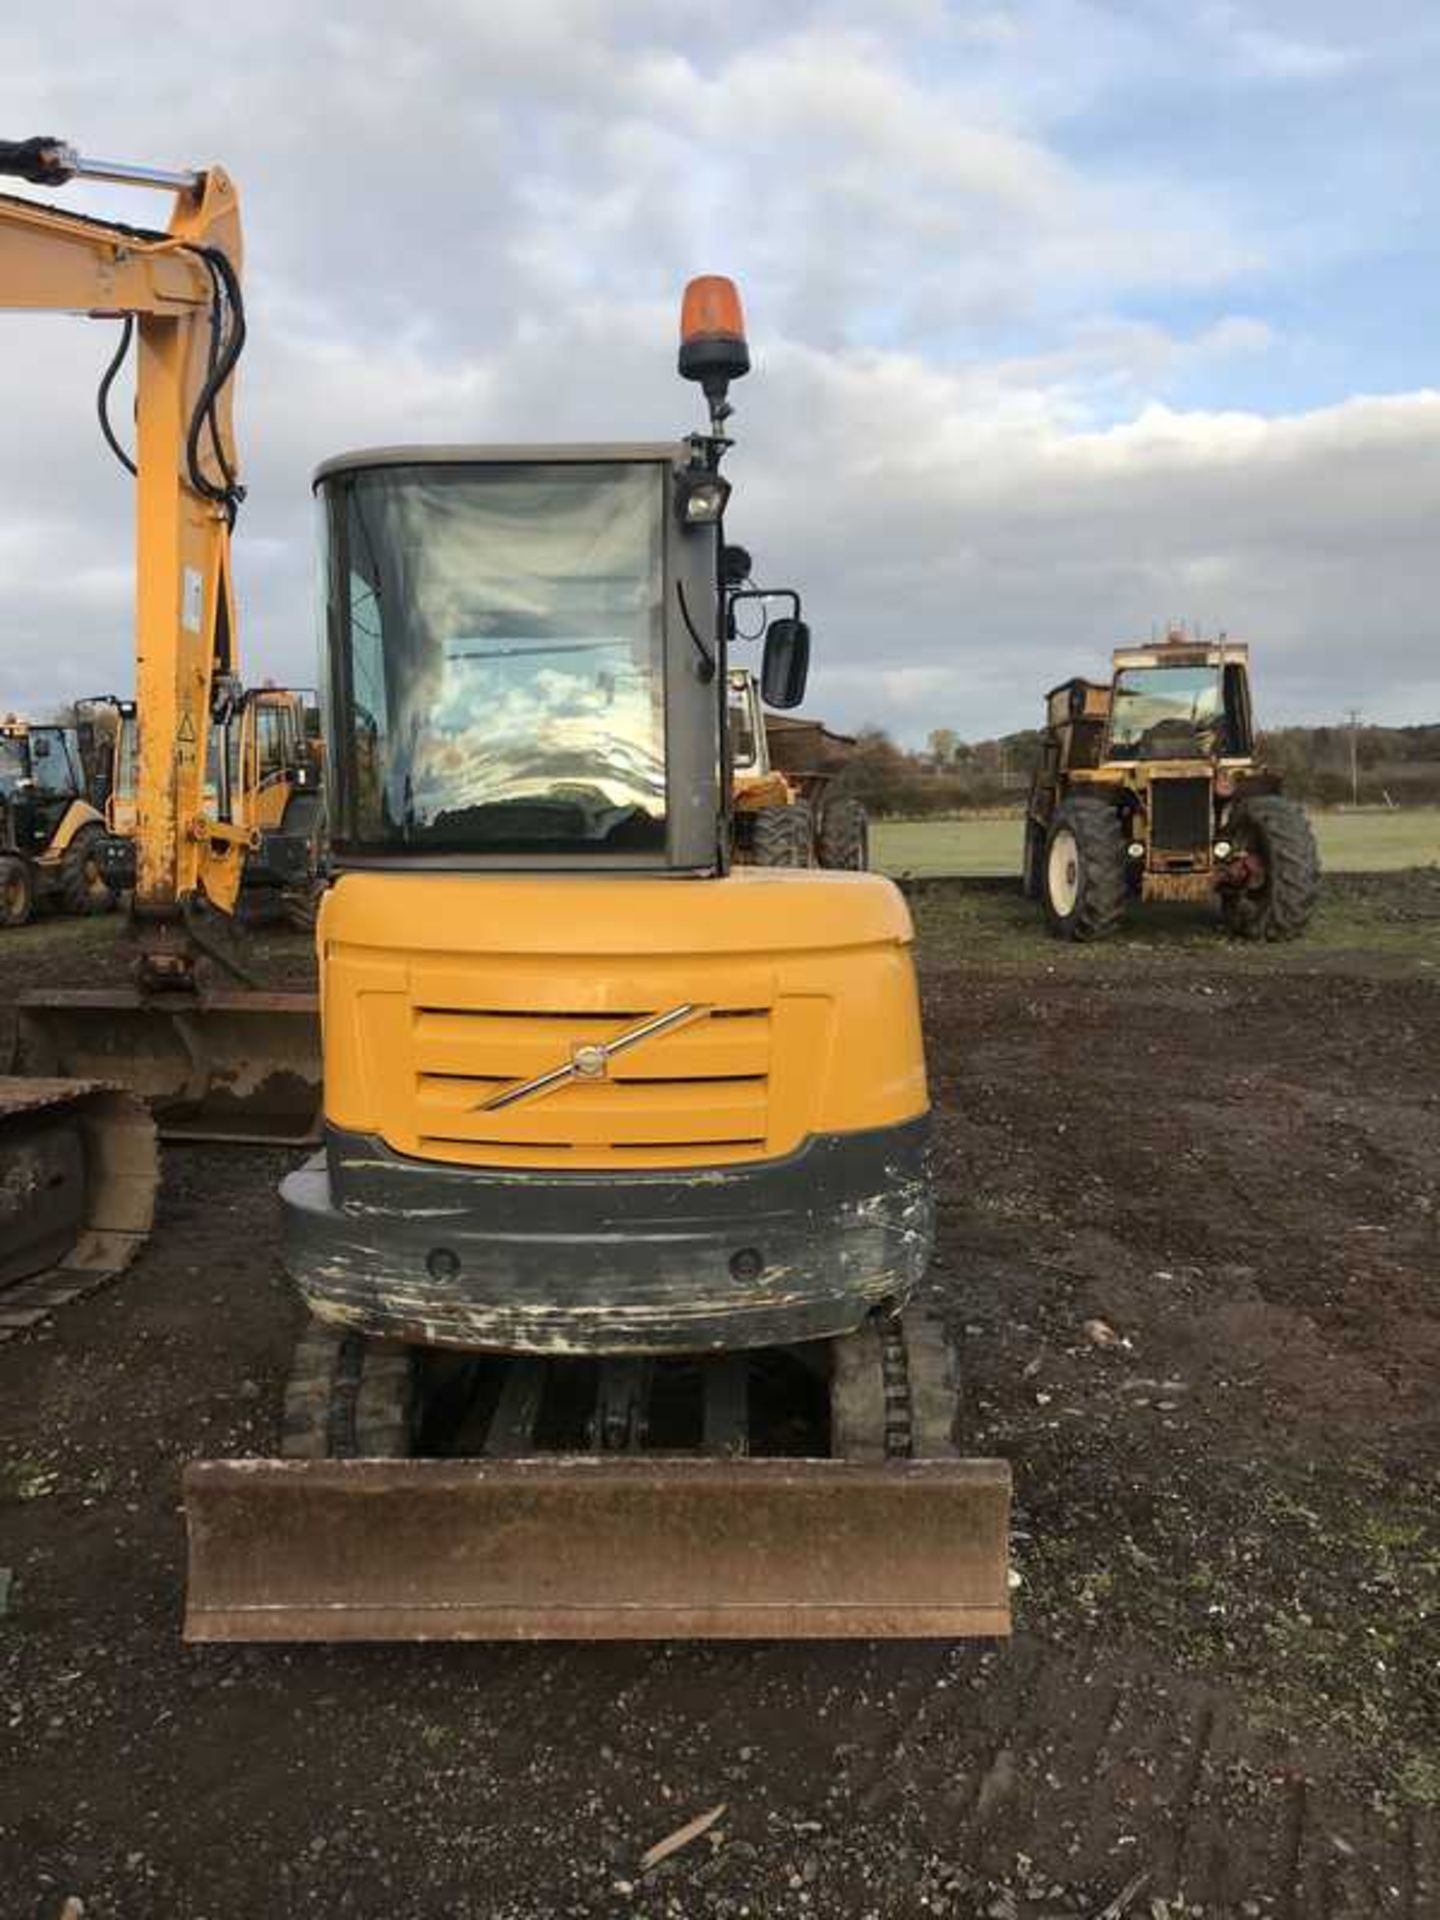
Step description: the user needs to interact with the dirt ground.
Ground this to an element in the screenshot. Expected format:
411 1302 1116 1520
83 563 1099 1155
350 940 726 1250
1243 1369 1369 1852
1 875 1437 1919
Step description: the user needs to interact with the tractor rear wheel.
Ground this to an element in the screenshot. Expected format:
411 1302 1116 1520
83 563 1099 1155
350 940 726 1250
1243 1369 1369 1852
58 823 115 916
1021 817 1045 899
1222 794 1319 941
279 790 327 931
749 801 813 867
818 797 869 870
0 856 32 928
1042 796 1127 941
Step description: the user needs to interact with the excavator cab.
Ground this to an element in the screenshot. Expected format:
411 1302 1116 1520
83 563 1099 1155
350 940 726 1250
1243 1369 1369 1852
321 449 724 871
184 281 1011 1644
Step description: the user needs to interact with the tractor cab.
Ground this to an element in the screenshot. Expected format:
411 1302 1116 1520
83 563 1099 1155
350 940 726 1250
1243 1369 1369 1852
0 722 89 853
1105 642 1254 767
727 666 765 777
84 686 326 917
74 696 139 834
0 719 113 927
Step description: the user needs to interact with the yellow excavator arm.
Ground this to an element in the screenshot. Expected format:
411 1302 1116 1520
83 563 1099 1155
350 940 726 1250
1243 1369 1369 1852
1 139 321 1145
0 136 249 960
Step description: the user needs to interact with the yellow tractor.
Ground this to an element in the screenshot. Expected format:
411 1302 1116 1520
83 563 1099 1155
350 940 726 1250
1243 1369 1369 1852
81 684 326 925
0 717 115 926
182 274 1011 1644
728 664 869 868
1024 632 1319 941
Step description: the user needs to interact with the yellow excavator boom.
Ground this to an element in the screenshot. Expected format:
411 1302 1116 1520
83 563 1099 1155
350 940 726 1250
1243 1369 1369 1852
0 139 319 1142
0 140 248 930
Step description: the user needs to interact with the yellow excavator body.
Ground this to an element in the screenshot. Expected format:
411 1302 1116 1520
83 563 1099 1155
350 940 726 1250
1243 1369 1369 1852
319 867 925 1166
284 866 934 1356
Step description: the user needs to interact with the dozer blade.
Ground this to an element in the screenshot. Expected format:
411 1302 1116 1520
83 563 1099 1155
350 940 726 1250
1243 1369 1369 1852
13 988 320 1145
0 1076 156 1293
182 1454 1012 1642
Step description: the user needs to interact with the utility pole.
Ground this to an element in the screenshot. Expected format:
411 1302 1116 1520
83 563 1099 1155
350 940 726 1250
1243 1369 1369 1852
1346 708 1362 807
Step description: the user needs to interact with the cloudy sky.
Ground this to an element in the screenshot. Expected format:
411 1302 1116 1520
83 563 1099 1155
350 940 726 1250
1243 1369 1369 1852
2 0 1437 742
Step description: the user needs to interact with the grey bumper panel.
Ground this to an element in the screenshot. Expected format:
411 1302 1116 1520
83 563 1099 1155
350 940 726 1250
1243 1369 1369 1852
280 1118 934 1355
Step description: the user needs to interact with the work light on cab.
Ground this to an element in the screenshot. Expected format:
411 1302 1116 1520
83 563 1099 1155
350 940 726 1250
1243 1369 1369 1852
676 471 729 524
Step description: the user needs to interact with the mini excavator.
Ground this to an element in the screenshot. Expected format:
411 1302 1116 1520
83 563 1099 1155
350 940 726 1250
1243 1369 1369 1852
183 276 1012 1641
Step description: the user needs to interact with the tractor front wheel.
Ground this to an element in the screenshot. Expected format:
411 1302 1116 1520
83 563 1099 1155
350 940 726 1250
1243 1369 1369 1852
58 823 115 916
1042 797 1127 941
0 856 32 928
1221 795 1319 941
749 802 813 868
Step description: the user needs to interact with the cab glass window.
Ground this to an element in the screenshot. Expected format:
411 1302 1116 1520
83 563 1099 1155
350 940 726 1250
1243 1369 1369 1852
330 463 667 855
0 736 26 793
256 704 288 776
727 674 760 772
1110 667 1224 760
27 729 78 798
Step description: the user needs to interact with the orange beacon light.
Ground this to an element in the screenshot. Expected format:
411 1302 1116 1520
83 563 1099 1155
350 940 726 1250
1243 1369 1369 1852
679 274 750 402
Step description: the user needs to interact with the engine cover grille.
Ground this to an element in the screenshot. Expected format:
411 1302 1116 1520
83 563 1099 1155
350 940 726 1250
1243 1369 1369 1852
408 999 774 1168
1149 777 1212 853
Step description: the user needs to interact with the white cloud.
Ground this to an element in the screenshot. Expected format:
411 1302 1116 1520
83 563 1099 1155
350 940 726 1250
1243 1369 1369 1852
1230 27 1352 80
0 1 1435 744
1201 5 1357 82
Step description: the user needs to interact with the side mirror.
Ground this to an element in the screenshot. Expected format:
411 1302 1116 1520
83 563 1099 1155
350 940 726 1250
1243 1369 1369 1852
761 617 810 710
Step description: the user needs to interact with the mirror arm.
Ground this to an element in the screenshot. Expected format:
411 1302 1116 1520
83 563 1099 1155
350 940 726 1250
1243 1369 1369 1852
725 587 801 626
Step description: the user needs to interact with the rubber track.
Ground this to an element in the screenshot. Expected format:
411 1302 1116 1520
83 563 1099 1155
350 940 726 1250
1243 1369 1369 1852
278 1310 953 1462
282 1322 413 1460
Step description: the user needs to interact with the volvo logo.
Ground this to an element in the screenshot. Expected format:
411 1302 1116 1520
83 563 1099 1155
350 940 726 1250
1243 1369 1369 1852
477 1004 711 1112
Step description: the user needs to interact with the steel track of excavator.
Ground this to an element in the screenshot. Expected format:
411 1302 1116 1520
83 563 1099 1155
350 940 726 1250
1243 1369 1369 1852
0 1076 157 1335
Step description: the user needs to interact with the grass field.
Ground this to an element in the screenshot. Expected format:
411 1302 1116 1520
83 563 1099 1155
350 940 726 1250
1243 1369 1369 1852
873 806 1440 877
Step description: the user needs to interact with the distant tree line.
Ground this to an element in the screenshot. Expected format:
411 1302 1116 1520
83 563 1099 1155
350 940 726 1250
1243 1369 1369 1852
1258 723 1440 808
833 721 1440 816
